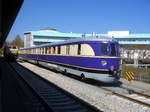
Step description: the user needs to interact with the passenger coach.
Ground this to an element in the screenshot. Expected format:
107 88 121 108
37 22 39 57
19 36 121 83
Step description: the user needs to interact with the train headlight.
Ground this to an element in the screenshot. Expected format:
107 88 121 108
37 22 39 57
110 66 114 71
101 60 107 66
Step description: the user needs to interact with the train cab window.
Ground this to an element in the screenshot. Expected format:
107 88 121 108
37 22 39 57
100 43 109 56
77 44 81 55
13 46 17 49
110 44 116 56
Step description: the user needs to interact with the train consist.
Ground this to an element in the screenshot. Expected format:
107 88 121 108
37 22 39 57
19 36 121 83
4 44 18 61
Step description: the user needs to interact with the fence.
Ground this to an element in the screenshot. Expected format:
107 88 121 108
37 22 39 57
121 64 150 83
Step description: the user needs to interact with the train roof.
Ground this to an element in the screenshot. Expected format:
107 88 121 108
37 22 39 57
21 36 118 50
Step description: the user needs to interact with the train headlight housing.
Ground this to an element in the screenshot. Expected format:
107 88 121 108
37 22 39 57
101 60 107 66
110 66 114 71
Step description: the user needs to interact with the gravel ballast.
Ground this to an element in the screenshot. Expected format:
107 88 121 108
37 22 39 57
19 62 150 112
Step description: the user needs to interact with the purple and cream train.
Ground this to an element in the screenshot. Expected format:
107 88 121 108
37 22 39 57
19 36 121 83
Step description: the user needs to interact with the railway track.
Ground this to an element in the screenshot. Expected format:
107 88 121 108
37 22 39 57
9 62 101 112
100 86 150 108
121 86 150 99
17 60 150 110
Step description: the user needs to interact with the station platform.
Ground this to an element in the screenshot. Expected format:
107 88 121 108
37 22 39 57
120 78 150 95
0 57 32 112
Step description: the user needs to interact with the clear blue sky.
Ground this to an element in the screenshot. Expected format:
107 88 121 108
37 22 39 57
7 0 150 41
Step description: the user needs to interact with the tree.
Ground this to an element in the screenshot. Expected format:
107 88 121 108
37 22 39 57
11 35 24 48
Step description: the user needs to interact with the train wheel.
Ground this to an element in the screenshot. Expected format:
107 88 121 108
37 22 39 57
64 69 67 74
37 60 39 65
81 73 85 80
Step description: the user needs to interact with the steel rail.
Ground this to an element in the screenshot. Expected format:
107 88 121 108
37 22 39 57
121 86 150 99
101 87 150 108
10 62 102 112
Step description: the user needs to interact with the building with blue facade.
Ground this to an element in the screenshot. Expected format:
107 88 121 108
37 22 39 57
24 30 150 47
24 29 83 48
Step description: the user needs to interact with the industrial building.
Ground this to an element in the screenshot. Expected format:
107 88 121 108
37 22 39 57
24 29 150 65
102 31 150 65
24 29 82 48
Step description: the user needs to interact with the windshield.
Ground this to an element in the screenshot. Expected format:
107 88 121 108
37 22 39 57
13 46 17 49
100 43 109 56
100 43 119 56
110 44 116 56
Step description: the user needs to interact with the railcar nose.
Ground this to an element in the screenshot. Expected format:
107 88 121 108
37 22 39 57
109 69 121 79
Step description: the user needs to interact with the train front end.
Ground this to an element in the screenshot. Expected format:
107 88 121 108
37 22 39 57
92 41 121 83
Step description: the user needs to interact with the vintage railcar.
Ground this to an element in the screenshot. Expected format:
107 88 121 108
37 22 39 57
19 36 121 83
4 44 18 60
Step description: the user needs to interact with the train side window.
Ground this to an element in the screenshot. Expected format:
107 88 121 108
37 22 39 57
43 47 46 54
52 47 55 54
66 45 70 55
45 47 48 54
55 47 57 54
81 44 95 56
53 47 56 54
43 48 45 54
40 48 42 54
61 46 66 55
58 46 61 54
38 48 40 54
35 49 36 54
42 48 44 54
41 48 43 54
48 47 51 54
78 44 81 55
36 48 38 54
70 44 78 56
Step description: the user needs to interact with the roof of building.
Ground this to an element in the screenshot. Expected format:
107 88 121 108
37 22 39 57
103 34 150 39
119 41 150 45
26 31 83 38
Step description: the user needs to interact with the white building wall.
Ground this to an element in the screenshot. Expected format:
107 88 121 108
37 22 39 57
24 33 33 48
